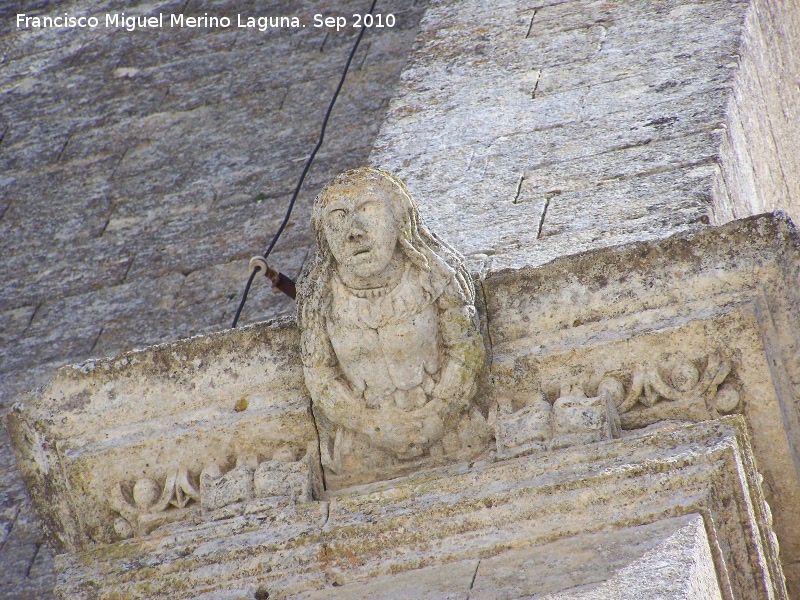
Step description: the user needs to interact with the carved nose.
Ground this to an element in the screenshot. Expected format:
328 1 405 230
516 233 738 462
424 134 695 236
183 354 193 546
347 221 365 241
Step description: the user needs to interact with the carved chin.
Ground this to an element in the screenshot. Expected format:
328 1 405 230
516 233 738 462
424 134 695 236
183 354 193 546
348 257 374 274
344 255 385 278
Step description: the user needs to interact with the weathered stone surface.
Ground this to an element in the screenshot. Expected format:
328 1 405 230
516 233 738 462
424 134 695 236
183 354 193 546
0 425 55 600
299 558 479 599
494 379 623 458
310 516 724 600
0 501 56 600
477 212 800 592
470 515 722 600
297 168 486 488
369 0 755 272
0 0 430 407
3 0 800 596
713 0 800 226
7 319 315 553
49 418 785 598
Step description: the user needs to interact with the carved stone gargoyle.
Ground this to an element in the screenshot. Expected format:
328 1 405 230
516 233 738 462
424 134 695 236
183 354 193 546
296 168 488 488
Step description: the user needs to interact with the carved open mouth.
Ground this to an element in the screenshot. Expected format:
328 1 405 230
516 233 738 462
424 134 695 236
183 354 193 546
353 248 371 257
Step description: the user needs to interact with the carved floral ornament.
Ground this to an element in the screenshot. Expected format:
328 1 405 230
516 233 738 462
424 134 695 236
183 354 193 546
617 352 740 427
108 444 321 539
494 352 742 458
109 468 200 539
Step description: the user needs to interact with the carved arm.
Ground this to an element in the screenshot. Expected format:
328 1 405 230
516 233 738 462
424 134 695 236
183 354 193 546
303 365 432 458
431 288 485 412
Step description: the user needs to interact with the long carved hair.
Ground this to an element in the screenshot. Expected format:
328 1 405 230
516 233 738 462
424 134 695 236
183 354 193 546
296 167 474 367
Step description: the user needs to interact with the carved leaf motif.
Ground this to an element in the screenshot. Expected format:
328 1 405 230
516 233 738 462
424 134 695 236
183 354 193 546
150 471 178 513
174 469 201 508
150 469 201 511
617 370 645 413
108 483 137 523
107 468 201 537
618 354 732 415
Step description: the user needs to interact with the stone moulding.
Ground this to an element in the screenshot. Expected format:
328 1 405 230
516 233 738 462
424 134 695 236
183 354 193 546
51 418 785 599
478 211 800 593
6 211 800 596
493 376 623 458
7 320 318 553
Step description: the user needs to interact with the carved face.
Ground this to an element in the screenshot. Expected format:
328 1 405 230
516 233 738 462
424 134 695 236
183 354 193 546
322 186 399 282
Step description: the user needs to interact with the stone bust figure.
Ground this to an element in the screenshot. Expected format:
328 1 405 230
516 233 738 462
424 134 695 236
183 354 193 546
297 167 486 488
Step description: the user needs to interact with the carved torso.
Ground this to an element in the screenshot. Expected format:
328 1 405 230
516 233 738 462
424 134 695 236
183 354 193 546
327 266 440 409
297 167 487 488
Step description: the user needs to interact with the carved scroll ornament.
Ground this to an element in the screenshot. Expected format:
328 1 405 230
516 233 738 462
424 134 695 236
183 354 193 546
108 444 322 539
492 352 741 458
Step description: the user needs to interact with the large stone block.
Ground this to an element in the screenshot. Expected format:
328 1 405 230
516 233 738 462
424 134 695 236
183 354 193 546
7 320 316 553
477 212 800 592
49 419 785 598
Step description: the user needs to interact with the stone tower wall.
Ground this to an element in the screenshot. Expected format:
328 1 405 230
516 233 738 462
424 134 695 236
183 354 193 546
0 1 427 596
713 0 800 225
369 0 800 272
1 0 799 597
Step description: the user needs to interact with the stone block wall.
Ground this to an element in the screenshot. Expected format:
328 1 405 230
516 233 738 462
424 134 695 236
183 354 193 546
368 0 795 272
0 1 428 596
0 0 428 405
712 0 800 225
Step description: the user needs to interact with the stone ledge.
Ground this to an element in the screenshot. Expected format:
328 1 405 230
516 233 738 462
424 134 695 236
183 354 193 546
53 418 783 599
6 212 799 596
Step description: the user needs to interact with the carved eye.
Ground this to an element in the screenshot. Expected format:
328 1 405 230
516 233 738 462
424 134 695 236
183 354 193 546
358 200 382 217
328 209 347 223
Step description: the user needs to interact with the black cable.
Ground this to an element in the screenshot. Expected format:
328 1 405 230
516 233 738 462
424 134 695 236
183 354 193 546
232 0 379 328
233 267 260 328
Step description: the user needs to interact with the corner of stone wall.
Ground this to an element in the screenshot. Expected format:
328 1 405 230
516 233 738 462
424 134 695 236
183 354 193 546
713 0 800 226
